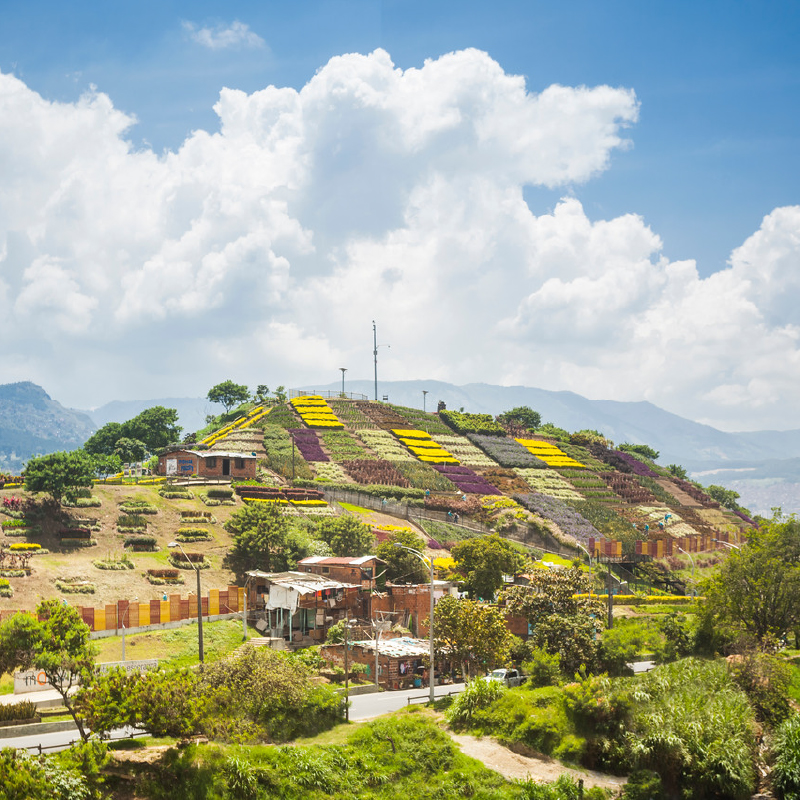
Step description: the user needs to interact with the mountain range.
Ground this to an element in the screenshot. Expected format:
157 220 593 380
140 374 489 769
1 380 797 516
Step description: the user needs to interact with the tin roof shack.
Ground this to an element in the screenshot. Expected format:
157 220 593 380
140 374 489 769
157 448 257 480
298 555 386 590
245 570 361 646
322 636 433 690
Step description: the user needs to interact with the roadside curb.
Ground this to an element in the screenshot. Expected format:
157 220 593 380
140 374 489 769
0 719 77 739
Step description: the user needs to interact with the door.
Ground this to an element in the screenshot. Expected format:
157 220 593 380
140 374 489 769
222 459 230 476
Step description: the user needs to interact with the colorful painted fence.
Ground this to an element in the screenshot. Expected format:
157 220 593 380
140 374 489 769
77 586 244 632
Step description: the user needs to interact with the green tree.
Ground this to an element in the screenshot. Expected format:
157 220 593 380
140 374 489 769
207 380 250 413
315 516 375 557
255 384 270 403
0 601 97 741
496 406 541 431
122 406 181 450
706 484 742 511
667 463 688 480
112 437 147 463
224 503 310 579
450 534 526 600
91 453 122 481
375 529 428 584
274 385 288 403
432 596 513 679
701 516 800 647
619 442 660 461
537 422 570 441
83 421 124 456
503 566 604 673
23 450 96 504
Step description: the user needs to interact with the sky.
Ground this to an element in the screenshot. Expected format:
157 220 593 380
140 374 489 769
0 1 799 431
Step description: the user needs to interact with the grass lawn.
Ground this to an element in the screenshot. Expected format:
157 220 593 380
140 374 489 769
93 619 259 668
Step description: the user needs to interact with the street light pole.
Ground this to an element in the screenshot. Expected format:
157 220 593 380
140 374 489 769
677 546 696 597
394 543 435 704
574 542 593 587
120 597 138 662
168 541 204 664
373 321 378 401
339 367 347 396
712 538 741 550
422 390 428 413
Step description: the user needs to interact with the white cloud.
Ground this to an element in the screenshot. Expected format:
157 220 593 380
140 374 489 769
182 20 265 51
0 49 797 430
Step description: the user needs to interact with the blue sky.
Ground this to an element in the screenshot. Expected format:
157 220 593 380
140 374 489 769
1 1 799 430
4 1 798 275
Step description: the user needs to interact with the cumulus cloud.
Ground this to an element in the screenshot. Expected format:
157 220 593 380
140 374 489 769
0 48 796 430
182 20 265 50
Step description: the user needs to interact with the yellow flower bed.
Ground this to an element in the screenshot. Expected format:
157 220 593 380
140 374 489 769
9 543 41 551
290 499 328 507
291 395 344 429
243 497 289 505
516 439 586 468
391 429 460 465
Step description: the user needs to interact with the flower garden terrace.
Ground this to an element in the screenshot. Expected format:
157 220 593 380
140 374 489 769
0 397 753 616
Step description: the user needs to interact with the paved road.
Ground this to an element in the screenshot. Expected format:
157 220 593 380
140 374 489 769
1 725 145 753
348 682 466 720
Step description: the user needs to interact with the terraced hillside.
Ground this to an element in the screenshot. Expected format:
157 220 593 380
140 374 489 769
0 396 753 610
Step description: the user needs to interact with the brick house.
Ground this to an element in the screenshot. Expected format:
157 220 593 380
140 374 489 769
157 448 257 480
298 555 386 590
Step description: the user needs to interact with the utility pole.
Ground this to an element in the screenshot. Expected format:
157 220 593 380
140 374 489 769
373 320 378 401
344 612 350 722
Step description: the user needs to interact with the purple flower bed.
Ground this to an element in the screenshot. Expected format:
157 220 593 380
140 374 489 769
288 429 329 462
467 433 547 468
432 464 499 494
427 538 444 550
732 509 757 527
611 450 660 478
513 492 600 545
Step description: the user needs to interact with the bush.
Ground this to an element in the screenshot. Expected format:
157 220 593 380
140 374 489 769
772 713 800 800
446 678 506 727
620 771 665 800
207 487 234 499
123 534 158 550
728 650 792 726
93 555 134 570
0 699 38 723
523 648 562 688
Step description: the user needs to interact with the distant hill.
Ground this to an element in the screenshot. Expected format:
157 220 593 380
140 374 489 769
0 382 96 473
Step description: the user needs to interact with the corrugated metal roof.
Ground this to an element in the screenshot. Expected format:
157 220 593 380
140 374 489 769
246 570 358 593
350 636 430 658
299 555 384 566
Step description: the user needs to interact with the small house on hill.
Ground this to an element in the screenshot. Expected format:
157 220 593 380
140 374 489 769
157 448 257 480
298 555 386 590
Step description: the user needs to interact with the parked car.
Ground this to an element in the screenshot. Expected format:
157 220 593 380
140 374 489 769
484 668 526 688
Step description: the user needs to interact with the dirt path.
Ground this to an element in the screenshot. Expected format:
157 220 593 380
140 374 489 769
448 731 628 793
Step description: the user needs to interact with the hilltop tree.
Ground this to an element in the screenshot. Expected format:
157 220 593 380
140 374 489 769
315 516 375 557
667 463 688 480
207 380 250 413
451 534 526 600
83 406 181 456
706 484 742 511
496 406 541 432
224 503 310 579
620 442 660 461
83 421 124 456
92 453 122 480
254 384 270 403
24 450 96 504
113 437 147 464
123 406 182 450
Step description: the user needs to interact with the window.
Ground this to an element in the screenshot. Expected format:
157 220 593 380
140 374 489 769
235 458 244 469
206 457 217 468
321 566 330 574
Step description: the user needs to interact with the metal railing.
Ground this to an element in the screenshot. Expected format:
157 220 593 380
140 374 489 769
20 728 145 754
288 389 369 400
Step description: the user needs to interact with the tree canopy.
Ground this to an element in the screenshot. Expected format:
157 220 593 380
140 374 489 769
450 534 526 600
374 528 429 584
315 515 375 557
503 566 603 673
207 380 250 412
0 601 97 740
83 406 181 456
701 516 800 647
113 437 147 463
23 449 96 503
223 503 311 579
619 442 660 461
432 596 513 679
496 406 541 431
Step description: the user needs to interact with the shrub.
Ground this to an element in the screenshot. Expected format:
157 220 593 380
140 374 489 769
446 678 506 727
117 514 148 531
728 651 792 726
772 713 800 800
93 555 135 570
523 648 562 688
123 534 158 551
55 579 96 594
207 488 234 499
0 699 38 723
